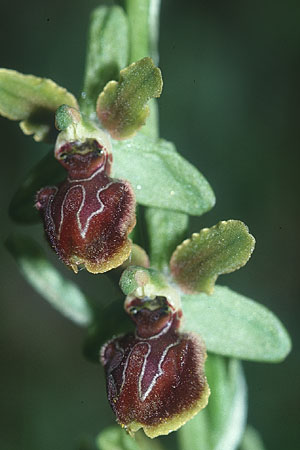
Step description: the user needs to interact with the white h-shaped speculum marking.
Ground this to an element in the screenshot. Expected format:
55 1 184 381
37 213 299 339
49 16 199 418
57 181 115 240
119 337 180 402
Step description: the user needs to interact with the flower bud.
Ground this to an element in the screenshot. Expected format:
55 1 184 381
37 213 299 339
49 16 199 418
36 121 136 273
101 296 210 438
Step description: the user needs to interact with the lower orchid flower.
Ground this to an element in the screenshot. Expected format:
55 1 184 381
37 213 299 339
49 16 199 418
101 270 210 438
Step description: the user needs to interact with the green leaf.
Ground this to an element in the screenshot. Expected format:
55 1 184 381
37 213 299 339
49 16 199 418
81 6 129 117
0 69 78 142
112 134 215 215
178 356 247 450
6 234 93 326
97 57 162 139
239 426 266 450
181 285 291 362
9 149 65 224
170 220 255 294
145 207 188 270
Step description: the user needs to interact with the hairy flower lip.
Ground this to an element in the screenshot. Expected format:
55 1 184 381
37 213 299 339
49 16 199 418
101 323 210 438
36 143 136 274
101 292 210 438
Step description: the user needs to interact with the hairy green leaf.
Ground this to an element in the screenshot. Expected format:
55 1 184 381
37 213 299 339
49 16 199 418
239 426 266 450
112 134 215 215
179 356 247 450
0 69 78 142
182 286 291 362
170 220 255 294
97 57 162 139
145 207 188 269
9 150 65 224
6 234 92 326
81 6 129 117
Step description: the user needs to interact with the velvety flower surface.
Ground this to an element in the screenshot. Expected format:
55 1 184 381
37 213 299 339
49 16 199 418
36 138 136 273
101 296 210 438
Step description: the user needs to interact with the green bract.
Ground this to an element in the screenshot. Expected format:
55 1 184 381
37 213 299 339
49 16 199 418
97 57 162 139
0 69 78 142
182 286 291 362
112 134 215 215
170 220 255 294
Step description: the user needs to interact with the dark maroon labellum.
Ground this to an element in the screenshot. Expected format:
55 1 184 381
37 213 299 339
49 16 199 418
101 296 209 438
36 139 136 273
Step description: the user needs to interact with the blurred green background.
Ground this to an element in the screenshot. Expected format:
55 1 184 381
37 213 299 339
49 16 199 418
0 0 299 449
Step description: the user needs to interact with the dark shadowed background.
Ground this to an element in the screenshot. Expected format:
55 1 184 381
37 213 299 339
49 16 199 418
1 1 299 449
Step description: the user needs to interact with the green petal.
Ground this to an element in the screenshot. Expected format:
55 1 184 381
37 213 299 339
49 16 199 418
81 6 129 117
170 220 255 294
6 234 92 326
97 57 162 139
0 69 78 142
112 134 215 215
181 285 292 362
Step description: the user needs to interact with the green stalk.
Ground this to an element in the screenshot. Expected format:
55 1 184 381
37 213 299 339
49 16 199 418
125 0 161 64
125 0 161 138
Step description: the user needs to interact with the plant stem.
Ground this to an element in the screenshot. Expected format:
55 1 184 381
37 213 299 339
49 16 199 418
125 0 161 138
125 0 161 64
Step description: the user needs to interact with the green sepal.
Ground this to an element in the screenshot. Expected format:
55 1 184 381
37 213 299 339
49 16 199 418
97 57 162 139
6 234 93 326
0 69 78 142
112 134 215 215
181 285 292 362
81 6 129 117
170 220 255 294
178 356 247 450
9 150 65 224
145 207 188 270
